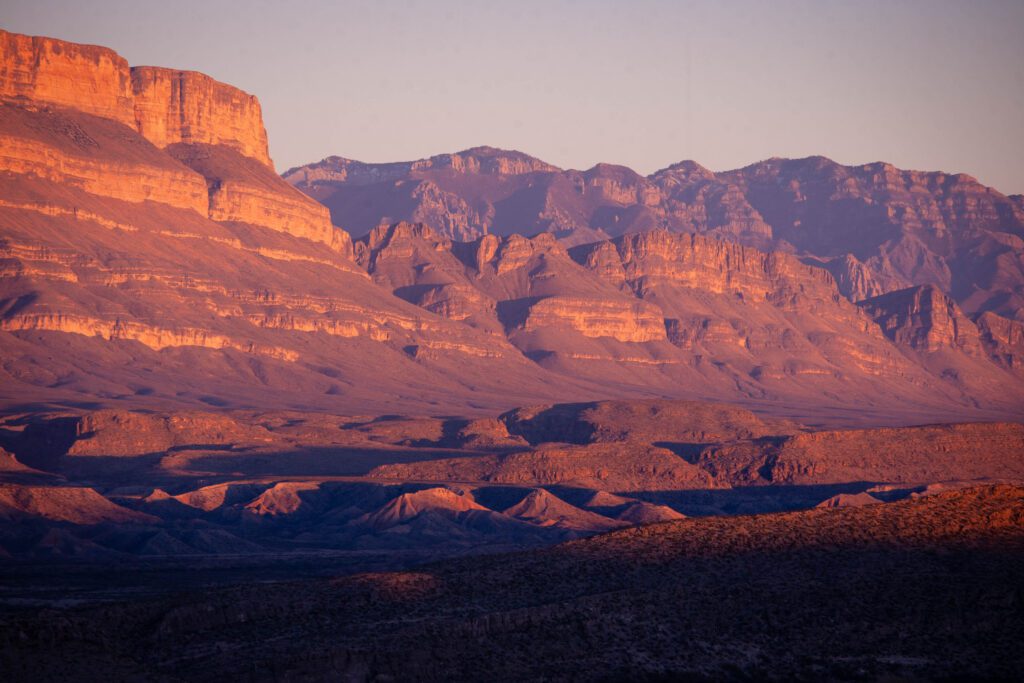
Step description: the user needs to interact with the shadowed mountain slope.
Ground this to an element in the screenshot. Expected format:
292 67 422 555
287 149 1024 321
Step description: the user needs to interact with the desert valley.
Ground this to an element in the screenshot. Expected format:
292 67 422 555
0 20 1022 681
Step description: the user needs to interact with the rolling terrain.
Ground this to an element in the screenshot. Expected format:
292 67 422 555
3 485 1022 680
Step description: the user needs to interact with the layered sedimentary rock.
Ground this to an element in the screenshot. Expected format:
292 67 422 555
1 28 1022 421
0 30 583 416
131 67 271 166
166 143 347 252
699 423 1024 486
369 416 1024 492
354 223 1024 418
859 285 983 354
288 149 1024 320
0 29 134 126
976 311 1024 369
0 102 209 214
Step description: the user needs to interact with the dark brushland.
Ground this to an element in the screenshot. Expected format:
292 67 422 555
0 28 1022 681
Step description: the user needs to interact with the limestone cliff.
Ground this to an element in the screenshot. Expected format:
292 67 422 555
0 30 566 415
0 29 134 126
131 66 271 167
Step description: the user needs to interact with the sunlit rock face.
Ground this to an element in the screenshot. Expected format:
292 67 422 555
0 29 135 126
130 66 272 167
352 222 1024 419
859 285 983 355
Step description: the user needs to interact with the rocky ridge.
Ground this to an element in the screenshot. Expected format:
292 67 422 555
287 149 1024 321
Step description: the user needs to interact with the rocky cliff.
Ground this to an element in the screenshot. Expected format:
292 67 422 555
858 285 982 354
0 29 584 416
287 149 1024 321
0 29 134 126
353 222 1024 418
131 66 271 166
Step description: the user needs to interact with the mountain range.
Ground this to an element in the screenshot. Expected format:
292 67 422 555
1 31 1022 426
1 27 1022 681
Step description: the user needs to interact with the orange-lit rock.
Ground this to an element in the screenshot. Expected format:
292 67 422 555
168 143 349 253
0 29 134 126
131 66 271 166
0 103 209 214
521 296 667 342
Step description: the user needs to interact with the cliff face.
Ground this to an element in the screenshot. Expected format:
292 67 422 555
287 150 1024 321
131 67 271 167
0 29 134 126
859 285 982 355
0 30 340 252
0 30 574 416
166 143 348 253
353 223 1024 417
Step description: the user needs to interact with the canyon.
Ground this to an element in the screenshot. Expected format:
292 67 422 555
0 27 1022 682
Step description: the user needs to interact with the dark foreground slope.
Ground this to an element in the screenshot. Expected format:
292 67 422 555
2 485 1021 681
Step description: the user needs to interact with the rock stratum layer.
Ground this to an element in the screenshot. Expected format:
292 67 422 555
0 29 1022 424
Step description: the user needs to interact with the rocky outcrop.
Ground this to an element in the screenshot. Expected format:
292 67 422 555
3 30 580 415
699 422 1024 486
501 489 625 533
166 143 348 252
976 311 1024 369
371 420 1024 492
131 67 272 167
577 229 841 303
859 285 982 354
67 410 275 456
0 103 209 214
0 29 134 126
0 484 155 524
815 253 885 301
520 296 666 342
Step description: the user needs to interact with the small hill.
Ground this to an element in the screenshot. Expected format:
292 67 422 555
502 489 625 533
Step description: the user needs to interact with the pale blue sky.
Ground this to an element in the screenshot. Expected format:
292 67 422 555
4 0 1023 192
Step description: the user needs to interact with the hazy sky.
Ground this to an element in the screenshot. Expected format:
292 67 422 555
4 0 1023 192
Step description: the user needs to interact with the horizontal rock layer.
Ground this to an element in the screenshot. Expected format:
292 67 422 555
0 29 134 126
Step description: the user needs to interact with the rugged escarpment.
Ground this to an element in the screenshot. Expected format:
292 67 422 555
0 29 339 251
369 416 1024 491
130 66 271 166
0 28 1022 421
0 29 590 415
288 149 1024 321
349 221 1024 418
0 29 134 126
166 143 346 252
859 285 982 354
